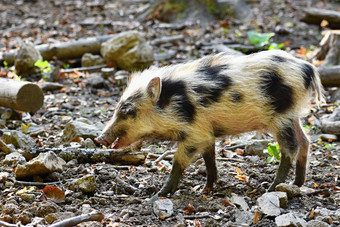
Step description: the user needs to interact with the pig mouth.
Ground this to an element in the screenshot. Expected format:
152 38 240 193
95 135 124 149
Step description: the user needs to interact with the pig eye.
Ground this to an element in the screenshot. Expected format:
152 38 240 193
119 103 136 117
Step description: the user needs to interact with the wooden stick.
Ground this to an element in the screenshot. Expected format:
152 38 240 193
317 66 340 87
1 35 116 65
0 78 44 113
49 211 104 227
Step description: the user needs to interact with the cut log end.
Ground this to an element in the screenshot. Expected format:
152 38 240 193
17 83 44 113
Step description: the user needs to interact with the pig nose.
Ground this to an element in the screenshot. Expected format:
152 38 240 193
95 134 111 146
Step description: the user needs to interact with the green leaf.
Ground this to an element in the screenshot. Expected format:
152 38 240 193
3 61 8 68
268 42 285 50
267 143 280 161
34 59 51 73
247 31 275 47
267 156 275 164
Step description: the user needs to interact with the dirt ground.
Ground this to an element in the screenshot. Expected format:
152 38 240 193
0 0 340 226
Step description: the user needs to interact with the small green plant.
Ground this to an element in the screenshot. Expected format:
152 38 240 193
325 143 336 149
34 59 51 73
268 43 285 50
14 74 22 81
266 143 280 164
63 63 70 69
3 61 8 68
21 123 32 134
247 31 275 47
147 144 164 152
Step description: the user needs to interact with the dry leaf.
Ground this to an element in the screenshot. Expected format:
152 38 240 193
310 208 315 219
298 47 307 56
320 19 329 27
221 198 235 207
183 203 195 214
313 182 319 188
39 185 65 203
331 182 340 191
253 211 259 224
194 219 201 227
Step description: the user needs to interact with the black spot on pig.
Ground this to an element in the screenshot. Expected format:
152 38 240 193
230 91 243 103
301 63 315 89
157 79 196 123
126 91 143 102
272 55 287 63
118 102 137 119
186 146 197 154
194 64 232 106
278 122 298 153
178 131 187 141
260 71 293 113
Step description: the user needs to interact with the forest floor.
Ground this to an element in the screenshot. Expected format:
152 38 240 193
0 0 340 226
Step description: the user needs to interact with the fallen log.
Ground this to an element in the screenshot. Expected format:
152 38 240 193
317 66 340 87
0 78 44 113
301 8 340 29
0 35 117 65
29 148 147 165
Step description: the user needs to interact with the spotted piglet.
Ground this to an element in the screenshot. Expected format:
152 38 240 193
96 50 323 199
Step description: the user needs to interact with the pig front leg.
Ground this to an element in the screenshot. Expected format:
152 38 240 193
151 142 198 201
201 142 217 193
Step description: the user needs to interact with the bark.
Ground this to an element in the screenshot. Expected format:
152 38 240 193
301 8 340 28
29 148 147 165
317 66 340 87
0 78 44 113
0 35 116 65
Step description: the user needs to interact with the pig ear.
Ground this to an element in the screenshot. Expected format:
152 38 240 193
147 77 161 103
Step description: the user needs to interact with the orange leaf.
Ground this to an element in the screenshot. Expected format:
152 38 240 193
235 149 244 155
183 203 195 214
39 185 65 203
310 208 315 219
331 182 340 191
236 167 243 174
253 211 259 224
320 19 329 27
298 47 307 56
313 182 319 188
235 174 249 182
202 194 213 200
222 198 235 207
60 87 68 92
194 219 201 227
284 40 291 46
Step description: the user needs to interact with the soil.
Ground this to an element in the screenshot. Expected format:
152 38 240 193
0 0 340 226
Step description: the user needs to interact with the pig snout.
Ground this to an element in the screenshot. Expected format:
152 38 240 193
95 134 112 147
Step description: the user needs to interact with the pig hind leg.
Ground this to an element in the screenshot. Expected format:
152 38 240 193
293 119 310 187
268 119 300 191
201 142 217 193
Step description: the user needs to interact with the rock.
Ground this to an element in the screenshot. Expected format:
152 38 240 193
306 220 330 227
14 40 42 76
235 209 253 225
2 203 19 214
35 201 59 217
267 191 288 208
314 207 334 223
21 193 36 203
2 152 26 165
81 53 106 67
230 193 249 211
275 213 307 227
114 70 129 87
245 140 270 156
153 198 173 220
38 82 64 91
73 174 97 193
101 67 115 78
275 183 301 198
84 138 96 148
2 130 37 149
101 30 154 71
257 193 281 216
319 134 338 142
0 172 10 182
15 151 66 179
82 204 92 214
86 73 105 88
217 0 252 20
61 120 104 143
154 50 176 61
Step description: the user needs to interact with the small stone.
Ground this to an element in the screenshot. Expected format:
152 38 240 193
306 220 331 227
230 193 249 211
275 213 307 227
275 183 301 198
61 120 104 143
0 172 10 182
235 209 253 225
81 53 106 67
74 174 97 193
257 193 281 216
2 203 19 214
3 152 26 165
21 193 36 203
15 151 66 179
14 40 42 76
319 134 338 142
82 204 92 214
84 138 96 148
2 130 37 149
35 201 59 217
267 191 288 208
245 140 269 157
153 198 173 220
86 73 105 88
101 30 154 71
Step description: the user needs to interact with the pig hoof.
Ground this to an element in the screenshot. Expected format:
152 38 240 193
201 187 212 194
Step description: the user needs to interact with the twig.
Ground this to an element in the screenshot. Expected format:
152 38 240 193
217 157 244 162
153 150 175 165
0 220 20 227
14 180 62 187
61 65 107 73
114 176 138 193
224 144 246 150
49 211 104 227
183 214 212 219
